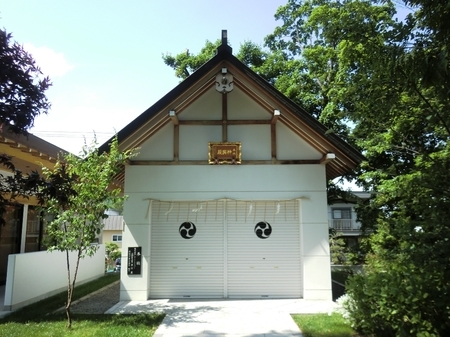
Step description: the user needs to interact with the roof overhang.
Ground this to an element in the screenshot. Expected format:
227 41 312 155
0 128 70 173
99 31 364 183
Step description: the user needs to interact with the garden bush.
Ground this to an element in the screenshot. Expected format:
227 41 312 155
342 221 450 336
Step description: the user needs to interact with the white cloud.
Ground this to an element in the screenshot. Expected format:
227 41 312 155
23 43 74 78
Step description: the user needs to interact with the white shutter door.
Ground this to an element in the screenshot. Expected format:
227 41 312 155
227 200 302 298
150 201 224 298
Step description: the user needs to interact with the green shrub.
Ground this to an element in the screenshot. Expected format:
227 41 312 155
343 223 450 336
345 270 449 336
105 242 121 267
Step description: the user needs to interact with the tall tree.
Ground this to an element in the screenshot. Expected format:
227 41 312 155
39 137 135 328
0 28 52 224
346 0 450 333
264 0 450 335
267 0 399 140
162 40 221 80
164 0 450 334
0 28 51 135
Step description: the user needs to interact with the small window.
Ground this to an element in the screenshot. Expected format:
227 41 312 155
112 234 122 242
332 208 351 219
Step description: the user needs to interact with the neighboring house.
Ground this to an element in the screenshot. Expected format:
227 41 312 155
101 215 124 248
0 128 69 285
328 191 371 248
99 31 364 301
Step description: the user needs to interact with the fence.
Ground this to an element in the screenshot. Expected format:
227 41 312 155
4 245 105 311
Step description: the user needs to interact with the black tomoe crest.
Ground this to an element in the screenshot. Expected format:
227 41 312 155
179 222 196 239
254 221 272 239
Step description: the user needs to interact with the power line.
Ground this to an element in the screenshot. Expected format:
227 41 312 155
32 131 115 139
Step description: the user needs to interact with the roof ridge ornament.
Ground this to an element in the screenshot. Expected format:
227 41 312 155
217 29 232 54
222 30 227 45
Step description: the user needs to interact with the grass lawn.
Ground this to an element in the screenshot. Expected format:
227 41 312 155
0 273 165 337
292 313 361 337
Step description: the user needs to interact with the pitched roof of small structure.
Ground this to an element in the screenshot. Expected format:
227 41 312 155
102 215 124 231
99 30 364 181
0 127 70 173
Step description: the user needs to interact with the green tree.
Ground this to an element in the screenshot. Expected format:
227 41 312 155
0 28 51 135
266 0 399 141
39 137 135 328
0 28 52 225
164 0 450 334
328 228 347 264
263 0 450 335
162 40 221 80
105 242 121 271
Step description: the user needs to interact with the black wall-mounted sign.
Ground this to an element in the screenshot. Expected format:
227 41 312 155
127 247 142 275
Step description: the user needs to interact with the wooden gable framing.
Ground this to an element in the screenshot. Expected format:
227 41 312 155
0 128 69 206
99 31 364 182
0 128 69 173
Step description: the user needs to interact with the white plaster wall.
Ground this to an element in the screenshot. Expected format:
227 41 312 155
134 123 173 161
276 123 322 160
4 245 105 310
179 87 221 120
228 125 271 160
302 192 328 224
134 89 321 163
228 87 271 120
135 120 324 162
302 256 333 300
120 164 332 300
120 224 151 301
301 193 332 300
124 164 326 219
179 125 222 160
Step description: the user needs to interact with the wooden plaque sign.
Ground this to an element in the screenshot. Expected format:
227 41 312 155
208 142 241 164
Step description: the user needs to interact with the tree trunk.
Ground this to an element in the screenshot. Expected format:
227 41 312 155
65 250 72 328
65 288 72 328
65 248 82 328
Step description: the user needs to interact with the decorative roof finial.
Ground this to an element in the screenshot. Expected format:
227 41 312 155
217 29 232 53
222 30 227 46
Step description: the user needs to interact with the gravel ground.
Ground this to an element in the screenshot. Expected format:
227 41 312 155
70 280 120 314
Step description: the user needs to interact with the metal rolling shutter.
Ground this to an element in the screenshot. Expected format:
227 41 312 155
150 200 224 298
226 200 302 298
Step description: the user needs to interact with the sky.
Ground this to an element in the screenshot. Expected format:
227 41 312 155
1 0 287 154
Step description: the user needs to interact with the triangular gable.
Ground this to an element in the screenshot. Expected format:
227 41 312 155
99 31 364 181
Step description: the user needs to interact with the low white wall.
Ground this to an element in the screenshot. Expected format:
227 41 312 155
4 244 105 311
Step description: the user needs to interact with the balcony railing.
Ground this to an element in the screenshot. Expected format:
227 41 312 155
330 219 361 231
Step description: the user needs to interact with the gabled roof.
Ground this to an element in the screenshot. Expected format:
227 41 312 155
0 127 70 173
99 30 364 180
102 215 124 231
